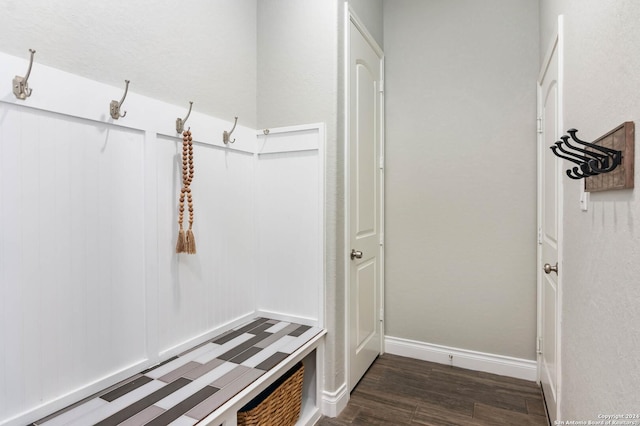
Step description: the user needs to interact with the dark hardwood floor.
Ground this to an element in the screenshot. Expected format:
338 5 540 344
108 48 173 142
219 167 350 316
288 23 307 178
317 354 548 426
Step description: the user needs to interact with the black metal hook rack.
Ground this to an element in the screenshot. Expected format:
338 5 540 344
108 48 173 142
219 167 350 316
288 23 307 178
549 122 634 192
549 128 622 180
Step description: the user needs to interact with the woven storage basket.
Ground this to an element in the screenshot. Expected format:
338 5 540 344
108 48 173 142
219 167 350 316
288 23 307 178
237 362 304 426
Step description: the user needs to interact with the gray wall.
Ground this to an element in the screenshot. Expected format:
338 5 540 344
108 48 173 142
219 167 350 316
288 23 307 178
383 0 539 360
257 0 338 130
0 0 257 126
540 0 640 419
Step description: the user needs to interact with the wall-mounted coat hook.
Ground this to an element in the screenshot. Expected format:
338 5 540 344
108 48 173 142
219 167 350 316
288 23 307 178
176 101 193 133
110 80 130 119
13 49 36 100
550 143 593 180
549 128 622 179
549 124 633 191
560 139 607 175
223 116 238 144
557 135 610 176
566 129 621 173
559 135 611 172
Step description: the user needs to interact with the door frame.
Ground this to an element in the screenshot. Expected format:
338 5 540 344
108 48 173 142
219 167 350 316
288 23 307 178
536 14 564 421
344 5 385 391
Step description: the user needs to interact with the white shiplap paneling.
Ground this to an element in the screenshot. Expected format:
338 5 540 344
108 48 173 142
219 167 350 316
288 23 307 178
154 135 257 355
0 105 146 418
0 51 324 426
255 126 324 324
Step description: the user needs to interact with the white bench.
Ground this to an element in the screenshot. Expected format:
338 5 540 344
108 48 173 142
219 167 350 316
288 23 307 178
34 318 326 426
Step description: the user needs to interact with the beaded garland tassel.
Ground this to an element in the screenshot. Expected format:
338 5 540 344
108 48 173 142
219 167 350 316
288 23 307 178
176 129 196 254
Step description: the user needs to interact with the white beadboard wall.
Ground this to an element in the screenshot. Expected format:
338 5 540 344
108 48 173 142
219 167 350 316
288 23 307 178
0 51 324 426
255 127 324 323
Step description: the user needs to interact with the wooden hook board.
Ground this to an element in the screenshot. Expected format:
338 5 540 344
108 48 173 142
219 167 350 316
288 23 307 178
585 121 634 192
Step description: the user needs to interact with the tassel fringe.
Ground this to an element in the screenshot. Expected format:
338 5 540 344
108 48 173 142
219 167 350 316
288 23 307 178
186 229 197 254
176 228 186 253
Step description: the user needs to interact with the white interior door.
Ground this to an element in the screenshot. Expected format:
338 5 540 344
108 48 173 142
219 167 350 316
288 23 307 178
348 15 383 391
537 17 563 423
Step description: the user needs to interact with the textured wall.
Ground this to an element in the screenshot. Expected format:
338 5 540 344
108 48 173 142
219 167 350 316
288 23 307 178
540 0 640 419
383 0 539 360
256 0 338 131
0 0 257 126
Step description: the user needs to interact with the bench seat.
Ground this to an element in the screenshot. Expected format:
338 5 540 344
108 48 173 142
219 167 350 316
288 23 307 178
34 317 325 426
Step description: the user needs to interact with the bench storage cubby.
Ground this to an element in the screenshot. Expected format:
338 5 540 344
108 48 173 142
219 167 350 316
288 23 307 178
237 361 304 426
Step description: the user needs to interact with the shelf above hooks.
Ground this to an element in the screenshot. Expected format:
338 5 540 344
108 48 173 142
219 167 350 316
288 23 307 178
110 79 130 119
13 48 36 100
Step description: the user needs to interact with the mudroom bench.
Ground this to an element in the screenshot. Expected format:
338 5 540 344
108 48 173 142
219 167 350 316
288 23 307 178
33 317 326 426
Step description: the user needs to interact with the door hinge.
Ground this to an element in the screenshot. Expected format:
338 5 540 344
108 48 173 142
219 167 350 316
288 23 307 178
379 80 384 93
537 227 542 245
537 117 543 134
379 232 384 246
537 337 543 354
380 308 384 321
379 156 384 170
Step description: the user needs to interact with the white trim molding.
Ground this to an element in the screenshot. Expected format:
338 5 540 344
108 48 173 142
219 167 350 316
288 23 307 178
321 382 349 418
385 336 537 382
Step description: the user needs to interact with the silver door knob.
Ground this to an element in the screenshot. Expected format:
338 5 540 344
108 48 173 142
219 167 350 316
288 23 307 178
351 249 363 260
543 262 558 274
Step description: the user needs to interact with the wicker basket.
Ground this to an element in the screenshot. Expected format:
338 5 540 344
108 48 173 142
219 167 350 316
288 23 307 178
237 362 304 426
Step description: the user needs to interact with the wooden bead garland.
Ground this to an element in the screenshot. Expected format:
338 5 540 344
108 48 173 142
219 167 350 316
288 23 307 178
176 129 196 254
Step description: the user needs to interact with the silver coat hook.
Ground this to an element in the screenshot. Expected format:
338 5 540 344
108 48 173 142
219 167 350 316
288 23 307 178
176 101 193 133
13 49 36 100
110 79 130 119
223 116 238 144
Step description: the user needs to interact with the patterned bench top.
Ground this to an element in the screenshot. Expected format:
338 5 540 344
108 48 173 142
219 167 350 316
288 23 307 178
35 318 324 426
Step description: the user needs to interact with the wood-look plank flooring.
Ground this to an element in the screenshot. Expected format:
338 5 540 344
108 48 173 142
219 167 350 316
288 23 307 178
317 354 548 426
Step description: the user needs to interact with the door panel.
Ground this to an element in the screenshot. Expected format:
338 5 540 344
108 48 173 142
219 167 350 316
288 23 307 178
356 62 377 236
538 26 562 423
349 17 383 391
543 276 557 387
356 260 377 350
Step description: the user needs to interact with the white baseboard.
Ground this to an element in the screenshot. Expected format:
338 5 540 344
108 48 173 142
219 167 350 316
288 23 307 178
299 407 323 426
320 383 349 418
385 336 537 381
255 310 320 327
